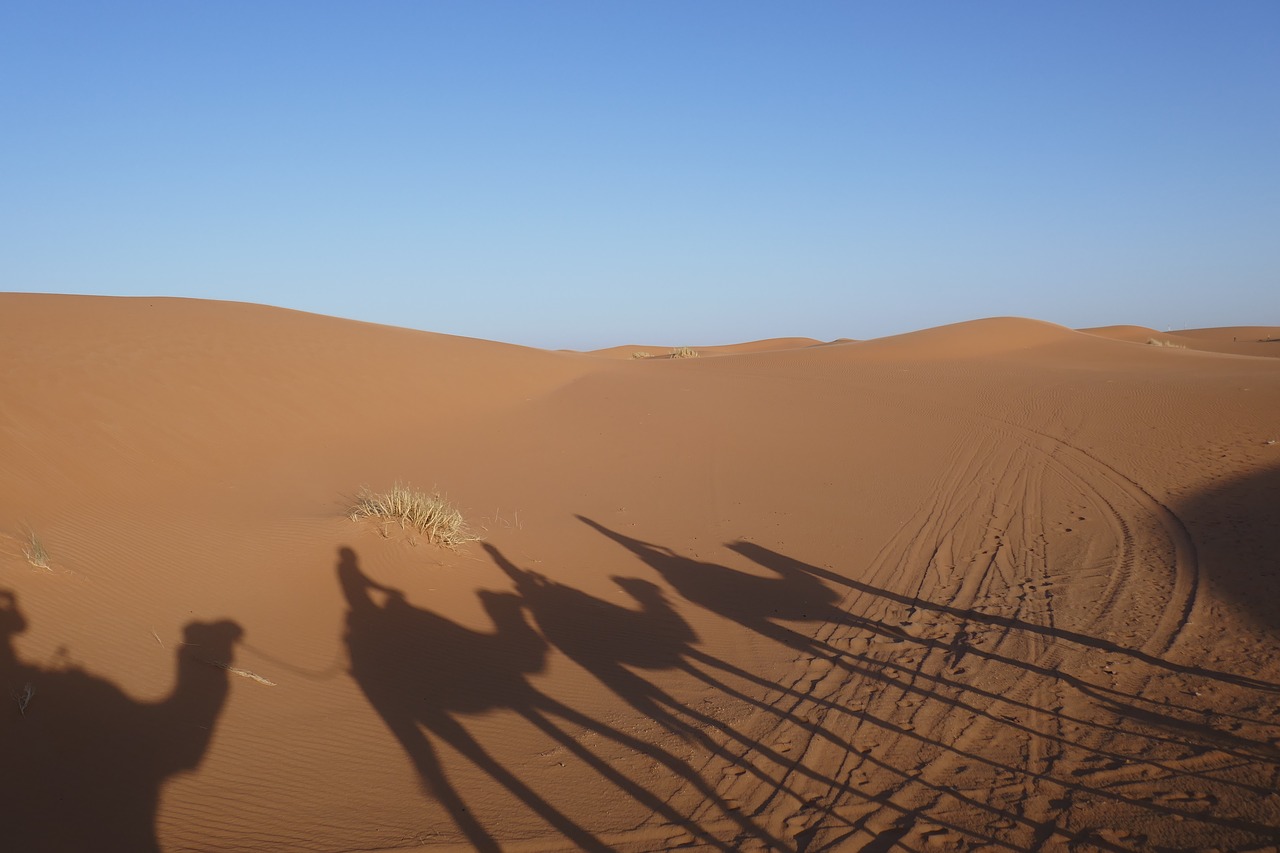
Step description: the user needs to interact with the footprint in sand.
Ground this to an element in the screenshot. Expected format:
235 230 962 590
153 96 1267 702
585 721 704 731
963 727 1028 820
715 765 747 797
917 825 961 849
1153 790 1218 808
784 810 816 834
1094 827 1148 846
804 656 835 685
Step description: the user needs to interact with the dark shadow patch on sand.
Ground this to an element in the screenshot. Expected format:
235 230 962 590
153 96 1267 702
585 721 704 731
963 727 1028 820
337 547 606 852
339 546 766 852
1175 463 1280 636
486 543 804 850
0 589 241 852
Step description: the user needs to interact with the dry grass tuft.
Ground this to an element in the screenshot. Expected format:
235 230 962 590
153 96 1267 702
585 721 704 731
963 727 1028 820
350 484 477 547
1146 338 1186 348
13 682 34 715
199 658 278 686
631 351 654 360
22 531 50 569
670 346 699 359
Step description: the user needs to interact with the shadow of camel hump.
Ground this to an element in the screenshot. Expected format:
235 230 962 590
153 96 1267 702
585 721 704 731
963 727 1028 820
338 546 545 712
485 542 697 669
577 516 851 662
0 589 242 853
578 516 841 617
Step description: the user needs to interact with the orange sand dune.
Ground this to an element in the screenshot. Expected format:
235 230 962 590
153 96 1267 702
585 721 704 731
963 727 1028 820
2 295 1278 851
1082 323 1280 358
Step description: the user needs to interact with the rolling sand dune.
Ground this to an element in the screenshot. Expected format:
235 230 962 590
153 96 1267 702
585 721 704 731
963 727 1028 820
2 294 1278 851
1082 324 1280 359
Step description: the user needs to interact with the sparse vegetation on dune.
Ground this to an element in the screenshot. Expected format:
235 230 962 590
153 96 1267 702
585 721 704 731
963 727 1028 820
21 530 50 569
349 484 477 547
631 351 654 360
1147 338 1186 348
670 347 699 359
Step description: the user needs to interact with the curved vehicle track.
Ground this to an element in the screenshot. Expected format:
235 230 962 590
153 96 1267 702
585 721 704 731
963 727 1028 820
646 405 1277 851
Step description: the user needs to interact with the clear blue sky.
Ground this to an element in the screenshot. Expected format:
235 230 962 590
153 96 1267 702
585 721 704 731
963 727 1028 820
2 2 1276 348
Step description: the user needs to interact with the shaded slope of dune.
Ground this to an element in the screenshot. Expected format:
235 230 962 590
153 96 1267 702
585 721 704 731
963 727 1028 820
2 295 1278 852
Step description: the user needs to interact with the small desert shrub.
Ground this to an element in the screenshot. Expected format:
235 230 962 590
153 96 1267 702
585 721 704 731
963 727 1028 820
12 682 34 715
670 347 699 359
1146 338 1186 349
349 484 476 547
631 351 654 360
22 531 49 569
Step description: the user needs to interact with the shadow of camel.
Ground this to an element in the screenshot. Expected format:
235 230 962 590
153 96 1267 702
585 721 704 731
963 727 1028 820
0 589 242 852
336 546 605 852
578 516 857 663
341 545 775 851
485 543 807 849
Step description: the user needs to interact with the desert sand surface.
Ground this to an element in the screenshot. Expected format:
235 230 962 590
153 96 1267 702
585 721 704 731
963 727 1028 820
2 294 1279 852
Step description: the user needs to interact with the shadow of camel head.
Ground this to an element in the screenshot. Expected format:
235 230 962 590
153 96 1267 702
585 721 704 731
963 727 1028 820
181 620 243 657
476 589 528 616
611 576 667 604
483 543 552 588
0 589 27 638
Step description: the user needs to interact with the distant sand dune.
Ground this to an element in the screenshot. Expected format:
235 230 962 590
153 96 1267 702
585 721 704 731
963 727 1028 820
2 295 1278 851
1082 323 1280 358
587 336 826 360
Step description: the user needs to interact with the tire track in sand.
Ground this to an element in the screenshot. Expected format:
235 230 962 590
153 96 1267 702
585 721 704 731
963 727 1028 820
689 398 1259 851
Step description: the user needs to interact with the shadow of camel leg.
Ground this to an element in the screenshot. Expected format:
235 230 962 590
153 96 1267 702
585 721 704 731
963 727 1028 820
379 707 501 853
519 704 742 852
532 693 797 851
421 709 612 853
